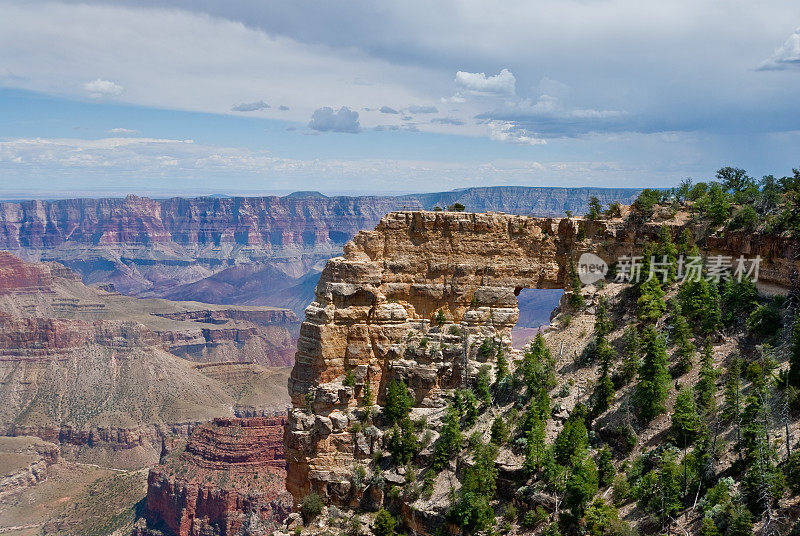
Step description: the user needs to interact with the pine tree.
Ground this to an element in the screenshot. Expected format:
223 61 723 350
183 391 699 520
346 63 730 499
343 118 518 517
699 517 720 536
495 347 508 385
594 298 613 338
723 358 744 460
432 406 462 471
696 339 718 415
789 319 800 388
524 413 546 474
384 379 413 425
521 333 557 393
554 405 589 465
656 450 682 530
671 386 701 447
587 196 603 220
361 378 374 407
568 259 585 309
670 302 695 374
634 326 671 422
564 449 599 521
597 445 615 488
637 277 667 324
620 326 640 384
592 334 617 417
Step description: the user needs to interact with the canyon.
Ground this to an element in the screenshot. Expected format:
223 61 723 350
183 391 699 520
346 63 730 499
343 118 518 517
0 187 641 315
283 208 800 531
134 415 291 536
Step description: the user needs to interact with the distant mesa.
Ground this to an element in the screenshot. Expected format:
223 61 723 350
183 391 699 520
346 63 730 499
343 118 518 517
282 190 328 199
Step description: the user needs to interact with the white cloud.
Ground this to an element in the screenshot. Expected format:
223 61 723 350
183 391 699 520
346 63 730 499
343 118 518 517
108 127 139 134
455 68 516 97
757 28 800 70
308 106 361 133
0 135 677 189
379 106 399 114
407 105 438 114
488 121 546 145
431 117 464 125
83 78 124 98
231 100 271 111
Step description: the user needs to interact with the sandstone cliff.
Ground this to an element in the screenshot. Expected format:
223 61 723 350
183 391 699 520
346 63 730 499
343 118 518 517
134 416 291 536
284 210 800 506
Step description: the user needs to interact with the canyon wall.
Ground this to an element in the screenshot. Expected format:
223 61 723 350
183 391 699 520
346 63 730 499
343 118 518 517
284 210 800 503
0 187 641 312
134 416 291 536
0 252 292 469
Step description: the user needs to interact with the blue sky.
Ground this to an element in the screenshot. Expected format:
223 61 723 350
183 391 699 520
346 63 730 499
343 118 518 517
1 0 799 197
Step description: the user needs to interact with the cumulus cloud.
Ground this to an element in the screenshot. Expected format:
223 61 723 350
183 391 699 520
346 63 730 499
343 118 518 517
757 28 800 70
455 68 516 97
279 105 290 111
83 78 124 98
379 106 399 114
476 94 624 138
231 100 271 111
308 106 361 133
407 105 438 114
108 127 139 134
488 121 546 145
431 117 464 125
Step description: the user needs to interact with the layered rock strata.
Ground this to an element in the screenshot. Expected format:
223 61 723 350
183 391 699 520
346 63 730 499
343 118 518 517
135 416 291 536
0 188 641 311
284 210 800 503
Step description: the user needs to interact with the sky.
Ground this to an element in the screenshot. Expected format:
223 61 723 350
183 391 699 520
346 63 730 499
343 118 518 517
0 0 799 197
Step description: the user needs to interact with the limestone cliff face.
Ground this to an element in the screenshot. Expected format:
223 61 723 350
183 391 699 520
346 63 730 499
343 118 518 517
284 210 800 504
136 416 291 536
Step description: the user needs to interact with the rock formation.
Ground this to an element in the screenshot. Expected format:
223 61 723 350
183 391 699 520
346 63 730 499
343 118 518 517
0 251 292 467
0 187 641 313
134 416 291 536
284 210 800 503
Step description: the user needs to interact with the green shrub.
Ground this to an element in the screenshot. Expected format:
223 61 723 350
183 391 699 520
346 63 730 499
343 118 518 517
301 492 324 522
343 369 356 387
373 509 396 536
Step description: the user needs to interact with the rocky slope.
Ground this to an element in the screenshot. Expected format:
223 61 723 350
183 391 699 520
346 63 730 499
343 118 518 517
0 187 640 313
0 251 293 468
283 208 800 535
133 416 291 536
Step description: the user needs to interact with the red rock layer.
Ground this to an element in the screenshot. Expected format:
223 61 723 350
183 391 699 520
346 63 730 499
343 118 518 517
138 416 291 536
0 251 53 293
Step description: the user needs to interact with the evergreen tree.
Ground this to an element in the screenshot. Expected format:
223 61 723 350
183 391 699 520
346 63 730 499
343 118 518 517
373 509 396 536
696 339 718 415
474 365 492 406
361 378 374 407
727 506 753 536
554 405 589 465
524 413 547 474
637 277 667 324
587 196 603 220
634 326 671 422
564 449 599 521
386 418 419 464
568 259 585 309
620 326 641 383
656 450 682 529
592 335 616 416
670 302 695 374
699 517 720 536
723 358 744 460
671 386 701 447
495 347 508 385
447 442 498 534
432 407 462 471
789 319 800 388
490 416 508 445
597 445 615 488
594 298 613 338
740 392 785 515
384 379 413 425
521 333 557 394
